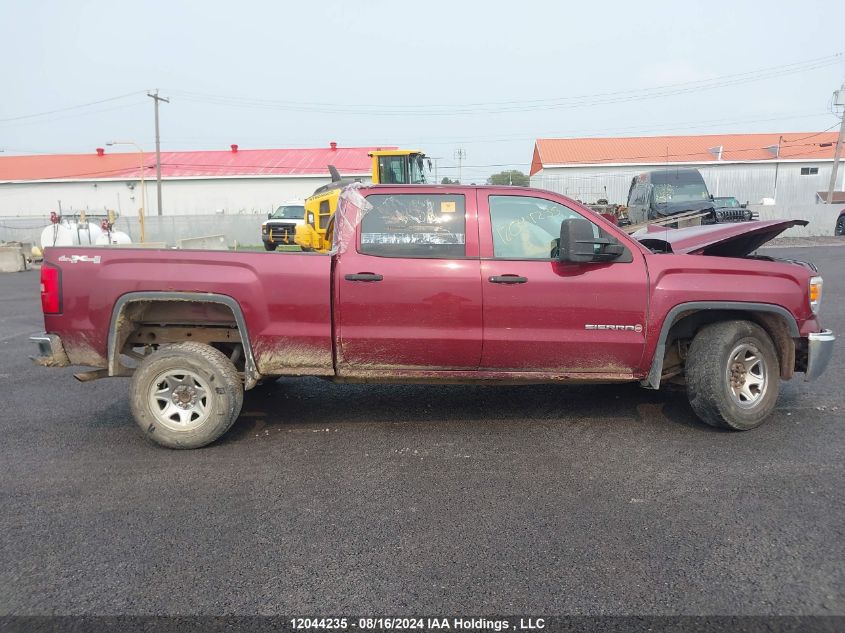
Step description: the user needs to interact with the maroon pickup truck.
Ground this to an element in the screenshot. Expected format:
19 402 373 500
31 184 834 448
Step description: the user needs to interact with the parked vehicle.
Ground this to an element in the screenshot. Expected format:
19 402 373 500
713 196 755 223
31 184 834 448
836 209 845 236
713 196 744 209
627 169 751 225
261 202 305 251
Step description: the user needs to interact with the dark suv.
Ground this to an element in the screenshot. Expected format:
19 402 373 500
626 169 751 225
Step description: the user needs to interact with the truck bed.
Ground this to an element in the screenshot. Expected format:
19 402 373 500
42 247 334 377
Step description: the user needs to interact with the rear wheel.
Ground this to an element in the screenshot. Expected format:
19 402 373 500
685 320 779 430
835 214 845 236
130 342 243 448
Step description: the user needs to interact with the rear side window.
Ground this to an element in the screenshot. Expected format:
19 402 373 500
360 193 466 258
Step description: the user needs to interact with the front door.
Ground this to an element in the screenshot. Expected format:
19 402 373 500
335 189 482 370
478 193 649 374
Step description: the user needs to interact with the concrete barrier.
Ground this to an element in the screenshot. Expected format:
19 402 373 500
748 204 843 237
176 234 227 250
0 246 27 272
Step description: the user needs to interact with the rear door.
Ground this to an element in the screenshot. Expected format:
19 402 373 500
334 188 482 370
478 191 649 374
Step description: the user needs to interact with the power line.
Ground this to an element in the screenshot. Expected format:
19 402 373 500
782 123 842 142
0 100 148 129
0 91 143 122
166 52 842 112
165 53 843 116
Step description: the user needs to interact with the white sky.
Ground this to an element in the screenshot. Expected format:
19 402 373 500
1 0 844 183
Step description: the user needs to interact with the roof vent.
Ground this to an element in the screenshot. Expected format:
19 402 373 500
330 141 337 151
230 144 239 153
96 147 105 156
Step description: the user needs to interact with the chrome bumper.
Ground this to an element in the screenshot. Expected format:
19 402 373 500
805 329 835 381
29 332 70 367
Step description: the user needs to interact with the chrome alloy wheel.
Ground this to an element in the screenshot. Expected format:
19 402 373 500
726 343 768 409
148 369 213 431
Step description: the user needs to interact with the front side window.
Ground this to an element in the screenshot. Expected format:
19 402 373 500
408 155 431 184
360 194 466 258
489 195 582 260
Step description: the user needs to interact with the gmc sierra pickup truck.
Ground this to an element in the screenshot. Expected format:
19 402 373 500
31 184 834 449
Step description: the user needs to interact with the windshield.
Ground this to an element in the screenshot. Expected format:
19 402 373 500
715 197 740 208
270 205 304 220
653 183 710 204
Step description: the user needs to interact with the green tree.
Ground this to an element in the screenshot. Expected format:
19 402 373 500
441 177 460 185
487 170 529 186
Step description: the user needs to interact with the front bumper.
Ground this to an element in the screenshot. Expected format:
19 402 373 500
29 332 70 367
805 329 835 381
263 224 296 245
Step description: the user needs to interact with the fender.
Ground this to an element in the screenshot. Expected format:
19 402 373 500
107 291 260 389
642 301 800 390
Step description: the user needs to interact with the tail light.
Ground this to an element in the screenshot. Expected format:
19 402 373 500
40 264 62 314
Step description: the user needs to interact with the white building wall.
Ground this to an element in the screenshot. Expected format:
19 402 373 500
531 161 837 206
0 175 373 218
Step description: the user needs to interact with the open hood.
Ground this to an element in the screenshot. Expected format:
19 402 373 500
633 219 809 257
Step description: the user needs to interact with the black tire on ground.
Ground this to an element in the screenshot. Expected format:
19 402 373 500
685 320 780 431
263 242 277 251
129 342 244 449
835 214 845 236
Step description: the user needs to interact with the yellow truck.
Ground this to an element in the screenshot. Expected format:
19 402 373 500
295 150 431 252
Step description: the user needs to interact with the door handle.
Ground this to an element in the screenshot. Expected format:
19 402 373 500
488 275 528 284
344 273 384 282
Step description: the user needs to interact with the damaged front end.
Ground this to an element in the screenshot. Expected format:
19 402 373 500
633 219 809 257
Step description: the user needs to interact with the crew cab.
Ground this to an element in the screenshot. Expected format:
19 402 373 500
31 185 834 448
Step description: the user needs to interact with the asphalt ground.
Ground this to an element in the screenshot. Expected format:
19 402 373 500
0 246 843 618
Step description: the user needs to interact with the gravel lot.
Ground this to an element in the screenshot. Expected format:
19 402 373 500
0 245 843 617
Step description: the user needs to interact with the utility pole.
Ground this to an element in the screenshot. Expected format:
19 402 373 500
147 90 169 216
827 83 845 204
454 148 466 184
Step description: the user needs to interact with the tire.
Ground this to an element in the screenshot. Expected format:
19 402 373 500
835 214 845 236
263 242 277 251
129 342 244 449
685 320 779 431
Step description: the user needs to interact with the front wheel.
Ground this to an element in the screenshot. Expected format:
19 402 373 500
129 342 244 448
685 320 779 430
263 242 277 251
835 215 845 236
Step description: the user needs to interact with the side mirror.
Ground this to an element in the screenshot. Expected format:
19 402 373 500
559 218 625 263
267 212 273 219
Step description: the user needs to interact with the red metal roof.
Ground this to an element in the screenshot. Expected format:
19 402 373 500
0 145 394 182
531 133 841 175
